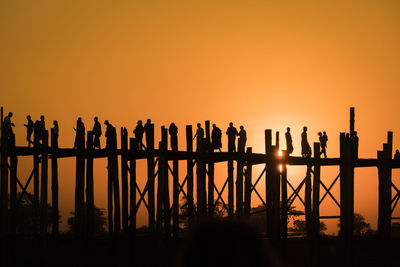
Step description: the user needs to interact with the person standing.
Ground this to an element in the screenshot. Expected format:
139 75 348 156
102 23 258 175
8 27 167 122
226 122 238 152
144 119 153 149
319 131 327 158
73 117 85 149
193 123 204 152
301 126 311 158
133 120 145 150
238 126 247 153
211 124 222 152
92 117 102 149
285 127 294 155
104 120 116 149
169 122 178 151
24 115 34 147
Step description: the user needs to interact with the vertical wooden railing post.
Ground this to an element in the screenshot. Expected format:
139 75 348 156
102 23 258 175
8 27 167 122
186 126 194 226
112 132 121 234
236 148 244 218
10 148 17 237
107 142 114 235
0 108 8 266
228 135 235 219
312 143 321 238
121 127 129 232
51 127 59 237
197 138 207 218
161 127 171 237
86 131 94 239
157 140 165 237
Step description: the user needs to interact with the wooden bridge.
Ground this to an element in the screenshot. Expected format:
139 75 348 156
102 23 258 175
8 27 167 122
0 107 399 265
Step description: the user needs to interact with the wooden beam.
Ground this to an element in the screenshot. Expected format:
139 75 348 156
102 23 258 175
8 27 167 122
312 142 321 238
172 130 179 237
74 126 85 239
281 150 288 240
129 138 136 235
161 127 171 237
244 147 252 217
146 123 155 234
40 130 49 238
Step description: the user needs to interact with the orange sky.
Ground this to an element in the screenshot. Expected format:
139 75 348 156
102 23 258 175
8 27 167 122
1 0 400 233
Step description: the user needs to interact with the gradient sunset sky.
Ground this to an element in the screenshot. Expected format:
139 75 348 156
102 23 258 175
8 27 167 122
1 0 400 232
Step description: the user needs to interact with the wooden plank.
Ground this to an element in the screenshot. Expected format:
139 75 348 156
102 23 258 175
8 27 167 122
350 107 355 136
146 123 155 234
51 127 59 237
121 127 129 232
244 147 252 217
86 131 94 239
186 126 194 226
40 131 49 237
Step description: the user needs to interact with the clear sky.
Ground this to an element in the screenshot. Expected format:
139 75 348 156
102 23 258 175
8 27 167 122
1 0 400 233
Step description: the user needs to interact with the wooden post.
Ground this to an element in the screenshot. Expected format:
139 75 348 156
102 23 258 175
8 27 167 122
51 127 59 237
228 147 234 218
121 128 129 232
271 146 281 241
172 129 179 237
75 127 85 239
157 140 165 236
186 126 194 226
146 123 155 234
312 143 321 238
339 132 354 247
86 131 94 239
265 130 272 237
208 158 215 217
107 145 113 235
40 130 49 237
33 125 40 235
378 132 392 238
129 138 137 234
350 107 355 136
281 150 288 239
197 138 207 218
0 109 7 266
161 127 171 237
244 147 252 217
305 161 312 238
236 152 244 217
10 153 17 237
112 133 121 234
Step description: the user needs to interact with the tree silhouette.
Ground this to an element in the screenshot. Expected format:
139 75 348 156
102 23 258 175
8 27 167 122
288 219 327 235
337 212 371 236
67 203 107 236
9 192 56 234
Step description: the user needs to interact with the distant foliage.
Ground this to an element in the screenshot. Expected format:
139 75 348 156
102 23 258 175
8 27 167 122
67 203 107 236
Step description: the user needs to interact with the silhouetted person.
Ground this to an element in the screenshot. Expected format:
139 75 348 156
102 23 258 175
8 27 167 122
285 127 293 155
133 120 145 150
104 120 116 149
394 150 400 160
4 112 15 145
39 115 46 136
169 122 178 151
226 122 238 152
73 117 85 149
319 132 327 158
301 126 311 158
34 120 41 143
24 115 34 147
354 131 359 159
144 119 152 149
52 120 59 147
238 126 247 153
193 123 204 152
92 117 102 149
211 124 222 152
53 120 59 138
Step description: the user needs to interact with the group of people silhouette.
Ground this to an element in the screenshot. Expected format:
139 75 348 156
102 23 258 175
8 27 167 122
193 122 247 153
5 112 335 159
285 126 328 158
